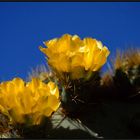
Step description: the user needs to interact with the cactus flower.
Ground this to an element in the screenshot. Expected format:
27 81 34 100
40 34 110 79
0 77 60 125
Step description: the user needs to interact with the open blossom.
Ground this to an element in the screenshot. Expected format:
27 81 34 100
0 77 60 125
40 34 110 79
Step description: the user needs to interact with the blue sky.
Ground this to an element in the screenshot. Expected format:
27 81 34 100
0 2 140 81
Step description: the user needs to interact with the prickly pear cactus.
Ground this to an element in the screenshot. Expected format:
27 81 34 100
60 71 101 117
112 49 140 98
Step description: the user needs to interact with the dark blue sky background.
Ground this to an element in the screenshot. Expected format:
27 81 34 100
0 2 140 81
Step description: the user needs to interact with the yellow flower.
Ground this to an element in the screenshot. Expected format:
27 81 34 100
39 34 110 79
0 77 60 125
